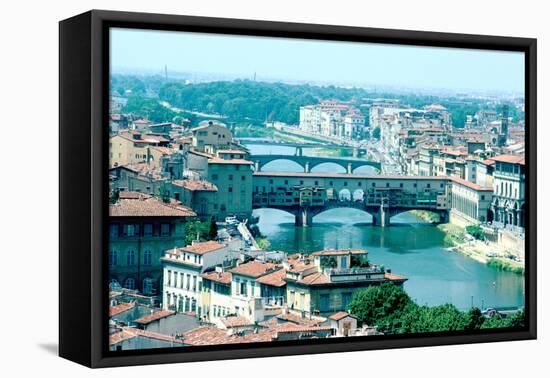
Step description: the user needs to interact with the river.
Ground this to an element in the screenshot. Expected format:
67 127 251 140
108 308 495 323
246 142 525 311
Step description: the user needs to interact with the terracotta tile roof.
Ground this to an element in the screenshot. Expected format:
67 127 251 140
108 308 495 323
491 154 525 165
201 270 232 284
149 146 174 155
329 311 355 321
230 261 280 278
178 241 226 255
182 326 278 345
450 176 493 191
255 268 287 287
275 323 332 334
296 272 331 285
109 192 196 217
189 150 214 158
172 179 218 192
220 316 255 328
285 258 314 273
276 312 326 326
117 131 168 144
312 249 367 256
109 328 136 345
384 272 408 282
109 302 135 317
180 327 237 346
134 310 175 325
441 148 468 157
110 327 186 346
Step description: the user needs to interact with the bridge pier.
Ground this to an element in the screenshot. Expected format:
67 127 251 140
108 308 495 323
347 162 352 174
255 161 260 172
304 162 310 173
372 206 390 227
295 207 313 227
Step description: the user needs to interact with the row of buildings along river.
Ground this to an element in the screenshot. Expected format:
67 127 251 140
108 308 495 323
107 98 525 350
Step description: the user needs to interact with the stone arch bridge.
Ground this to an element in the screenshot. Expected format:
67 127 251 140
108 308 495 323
252 155 382 174
252 172 450 227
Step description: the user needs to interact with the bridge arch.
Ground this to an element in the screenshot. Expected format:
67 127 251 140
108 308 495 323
257 159 305 172
312 207 374 222
309 161 347 173
388 209 448 224
310 162 347 173
352 164 381 174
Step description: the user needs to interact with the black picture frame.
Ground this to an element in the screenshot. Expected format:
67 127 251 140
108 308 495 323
59 9 537 368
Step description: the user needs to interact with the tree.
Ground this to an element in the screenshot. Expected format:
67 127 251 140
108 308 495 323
401 303 468 333
465 307 485 330
465 224 484 240
481 310 525 330
347 283 413 331
208 218 218 240
256 238 272 251
109 188 120 204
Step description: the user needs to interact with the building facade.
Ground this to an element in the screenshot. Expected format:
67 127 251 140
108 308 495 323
109 192 196 297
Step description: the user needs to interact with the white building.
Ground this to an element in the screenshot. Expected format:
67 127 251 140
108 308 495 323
161 241 234 317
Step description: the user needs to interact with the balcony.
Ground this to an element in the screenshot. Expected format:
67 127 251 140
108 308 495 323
324 267 386 282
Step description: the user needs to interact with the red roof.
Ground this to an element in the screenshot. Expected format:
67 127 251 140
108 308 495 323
450 176 493 192
134 310 175 325
491 154 525 165
178 241 226 255
255 268 287 287
329 311 355 321
201 271 232 284
230 261 279 278
109 192 196 217
109 302 135 317
172 179 218 192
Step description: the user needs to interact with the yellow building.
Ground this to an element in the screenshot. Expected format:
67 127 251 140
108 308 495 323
109 131 169 168
284 250 406 316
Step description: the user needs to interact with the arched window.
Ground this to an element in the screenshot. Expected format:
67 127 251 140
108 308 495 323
124 277 135 290
126 250 135 266
143 250 152 266
143 278 155 295
109 279 120 291
109 251 117 267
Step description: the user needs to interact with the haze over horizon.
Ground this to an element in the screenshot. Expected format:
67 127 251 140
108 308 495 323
110 28 525 96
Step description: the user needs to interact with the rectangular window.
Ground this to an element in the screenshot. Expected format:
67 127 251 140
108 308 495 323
161 223 170 236
342 292 352 310
143 223 153 236
320 294 330 312
109 224 118 237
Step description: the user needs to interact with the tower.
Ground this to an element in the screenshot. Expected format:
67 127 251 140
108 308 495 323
498 104 509 147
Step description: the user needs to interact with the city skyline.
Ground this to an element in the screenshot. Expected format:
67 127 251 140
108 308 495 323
111 28 525 95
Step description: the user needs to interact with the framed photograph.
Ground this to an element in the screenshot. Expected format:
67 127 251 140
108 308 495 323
59 10 536 368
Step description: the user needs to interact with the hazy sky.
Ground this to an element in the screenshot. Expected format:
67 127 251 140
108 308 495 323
110 27 525 94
